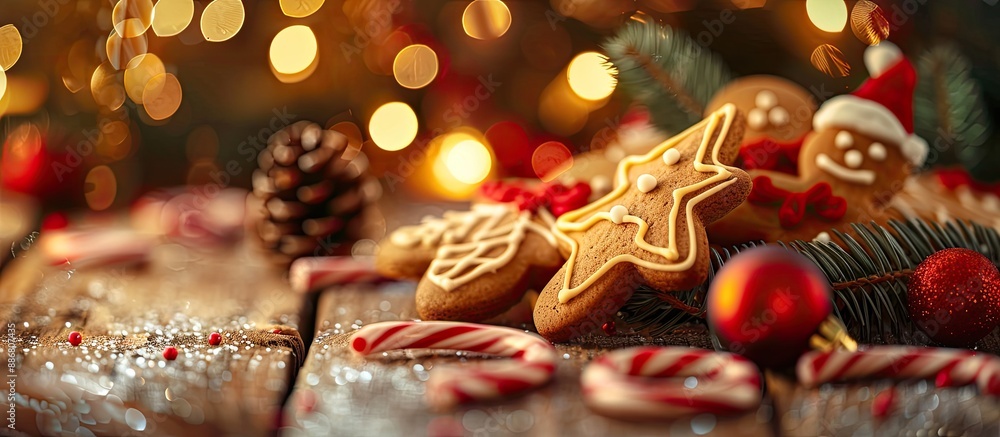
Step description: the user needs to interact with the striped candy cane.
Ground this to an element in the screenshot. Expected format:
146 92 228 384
349 321 557 409
41 229 153 269
582 347 762 420
797 346 1000 396
289 256 386 293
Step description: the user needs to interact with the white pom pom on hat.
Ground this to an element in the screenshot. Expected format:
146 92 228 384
864 41 903 78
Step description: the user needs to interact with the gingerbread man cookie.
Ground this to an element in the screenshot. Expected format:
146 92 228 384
533 105 752 342
705 75 818 174
709 42 929 245
377 181 591 322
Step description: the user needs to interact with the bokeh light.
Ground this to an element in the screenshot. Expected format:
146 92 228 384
393 44 439 89
0 25 22 71
280 0 325 18
91 62 127 110
112 0 154 38
532 141 573 182
566 51 617 101
806 0 848 33
124 54 165 104
811 44 851 77
1 124 43 192
0 69 6 100
462 0 512 40
269 25 319 76
850 0 889 46
96 120 133 161
106 30 148 70
85 165 118 211
445 139 492 184
142 73 183 120
201 0 245 42
152 0 195 37
369 102 418 151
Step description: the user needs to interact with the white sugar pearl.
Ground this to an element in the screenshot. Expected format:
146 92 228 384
768 107 789 127
835 131 853 149
636 174 657 193
844 150 863 168
662 148 681 165
868 142 887 161
609 205 628 224
747 108 768 130
814 232 831 243
755 90 778 109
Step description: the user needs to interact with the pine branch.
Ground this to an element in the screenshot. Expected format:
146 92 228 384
618 218 1000 344
603 21 733 134
914 43 994 168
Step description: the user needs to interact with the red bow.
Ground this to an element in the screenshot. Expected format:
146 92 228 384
738 135 806 175
748 176 847 228
480 181 591 217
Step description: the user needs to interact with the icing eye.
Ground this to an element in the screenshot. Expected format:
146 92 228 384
755 90 778 109
662 148 681 165
609 205 628 224
636 174 657 193
844 150 863 168
768 107 789 127
868 142 887 161
747 108 768 130
835 131 853 149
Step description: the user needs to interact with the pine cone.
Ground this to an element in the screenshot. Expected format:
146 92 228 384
251 121 381 267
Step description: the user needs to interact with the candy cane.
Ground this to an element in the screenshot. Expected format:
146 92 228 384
349 321 557 409
797 346 1000 396
41 229 153 269
289 256 386 293
581 347 762 420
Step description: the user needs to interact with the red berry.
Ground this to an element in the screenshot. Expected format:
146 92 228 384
208 332 222 346
272 328 282 334
68 331 82 346
163 346 178 360
601 321 616 336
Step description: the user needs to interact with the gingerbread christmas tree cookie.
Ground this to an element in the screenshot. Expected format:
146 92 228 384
533 104 752 342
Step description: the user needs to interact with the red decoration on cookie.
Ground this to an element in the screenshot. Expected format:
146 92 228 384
68 331 82 346
706 247 833 367
209 332 222 346
748 176 847 228
936 168 1000 197
272 328 283 334
907 248 1000 346
480 181 591 217
163 346 179 360
739 136 805 175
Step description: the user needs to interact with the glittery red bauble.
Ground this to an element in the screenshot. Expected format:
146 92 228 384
907 248 1000 346
706 247 832 367
163 346 179 361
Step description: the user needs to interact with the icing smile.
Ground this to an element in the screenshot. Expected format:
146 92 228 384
816 154 875 185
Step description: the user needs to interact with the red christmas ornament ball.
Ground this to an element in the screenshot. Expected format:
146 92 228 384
208 332 222 346
68 331 82 346
907 248 1000 346
706 247 832 367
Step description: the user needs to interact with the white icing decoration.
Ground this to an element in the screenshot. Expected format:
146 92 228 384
868 142 886 161
813 232 831 243
636 174 657 193
426 209 558 291
389 204 512 248
755 90 778 109
609 205 628 224
844 150 863 168
816 154 875 185
768 106 789 127
554 105 744 303
835 131 853 149
662 148 681 165
747 108 768 130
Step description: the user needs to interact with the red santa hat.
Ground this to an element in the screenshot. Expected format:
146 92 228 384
812 42 928 166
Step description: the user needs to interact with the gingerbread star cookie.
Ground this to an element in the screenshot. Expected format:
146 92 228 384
533 104 752 342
